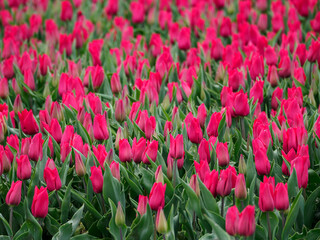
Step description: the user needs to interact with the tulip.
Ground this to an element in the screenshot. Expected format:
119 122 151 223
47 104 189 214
75 153 86 177
142 140 158 164
39 54 52 76
204 170 219 197
0 78 9 99
49 118 62 143
237 205 256 237
21 137 31 155
24 69 35 91
169 134 184 160
6 181 22 206
250 81 264 104
90 166 103 193
194 160 210 182
137 195 148 216
189 174 200 197
307 40 320 63
186 118 203 144
60 1 73 21
163 121 173 138
43 167 62 192
149 182 166 211
110 73 122 94
130 2 144 23
274 183 289 211
265 46 278 66
216 142 230 167
115 202 125 227
115 99 126 122
220 17 231 37
119 139 132 162
28 133 44 161
228 69 244 92
233 90 250 117
105 0 118 15
144 116 156 140
235 174 247 199
156 208 168 234
198 138 210 163
93 114 109 141
225 206 239 236
16 155 31 180
18 109 39 135
254 148 271 176
197 104 207 128
110 161 120 181
216 169 233 197
31 186 48 218
278 51 291 78
258 181 274 212
1 147 10 173
178 27 191 50
291 156 308 189
207 112 222 137
88 39 103 67
249 53 264 81
155 165 164 184
132 137 146 163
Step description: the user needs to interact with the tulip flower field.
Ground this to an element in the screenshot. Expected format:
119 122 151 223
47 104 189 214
1 0 320 239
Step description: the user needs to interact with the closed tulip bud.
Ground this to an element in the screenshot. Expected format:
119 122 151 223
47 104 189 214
238 154 247 175
164 121 173 138
132 137 146 163
225 206 239 236
18 109 39 135
178 27 191 50
149 182 166 211
105 149 114 167
93 114 109 141
142 140 158 164
167 157 173 180
155 165 164 184
249 53 264 81
197 104 207 128
130 1 145 23
16 155 31 180
233 90 250 117
237 205 256 237
31 186 48 218
6 181 22 206
186 118 203 144
258 181 274 212
1 148 10 173
254 149 271 176
198 138 210 163
207 112 222 137
278 50 291 78
274 183 289 211
267 65 279 87
204 170 219 197
60 1 73 21
28 133 44 161
13 95 23 114
216 142 230 167
75 153 86 177
145 116 156 140
115 99 125 122
43 166 62 192
0 78 9 99
156 208 168 234
119 139 132 162
24 70 35 91
216 169 233 197
110 161 120 181
189 174 200 197
137 195 148 216
110 73 122 94
90 166 103 193
21 137 31 155
235 174 247 199
307 40 320 63
169 134 184 160
115 202 125 227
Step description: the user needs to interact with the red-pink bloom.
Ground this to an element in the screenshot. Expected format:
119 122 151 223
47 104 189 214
132 137 146 163
149 182 166 211
0 78 9 99
197 103 207 128
225 206 239 236
43 166 62 192
137 195 148 216
198 138 210 163
204 169 219 197
28 133 44 162
119 139 132 162
169 134 184 160
130 2 144 23
31 186 48 218
6 181 22 206
60 1 73 21
110 161 120 181
258 177 275 212
93 114 109 141
90 166 103 193
237 205 256 237
142 140 158 164
16 155 32 180
207 112 222 137
178 27 191 50
274 182 289 211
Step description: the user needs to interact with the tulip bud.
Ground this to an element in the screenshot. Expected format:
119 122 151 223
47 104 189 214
137 195 148 216
93 114 109 141
161 95 170 111
115 128 124 150
43 166 62 192
16 155 32 180
123 123 129 139
235 174 247 199
274 182 289 211
156 208 168 234
75 153 86 177
216 142 230 167
6 181 22 206
149 182 166 211
28 133 44 161
110 161 120 181
115 99 125 122
189 174 200 197
0 78 9 99
90 166 103 194
225 206 239 236
31 186 49 218
167 157 173 180
155 165 164 184
119 139 132 162
197 103 207 128
115 202 125 227
258 180 275 212
13 95 23 115
238 154 247 175
237 205 256 237
111 73 122 94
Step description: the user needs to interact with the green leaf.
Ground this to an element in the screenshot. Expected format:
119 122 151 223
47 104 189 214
287 168 299 198
61 180 73 223
282 189 304 240
0 213 13 236
71 189 102 219
260 212 279 240
181 180 201 216
304 186 320 228
52 205 84 240
59 152 71 186
204 214 230 240
198 176 219 214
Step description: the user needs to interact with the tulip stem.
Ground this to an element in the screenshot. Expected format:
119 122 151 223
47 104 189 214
192 211 196 230
23 181 27 198
281 211 285 229
267 211 272 240
9 206 13 230
220 197 224 216
154 214 157 240
55 191 61 208
309 62 312 86
82 178 87 194
119 228 123 240
163 234 166 240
